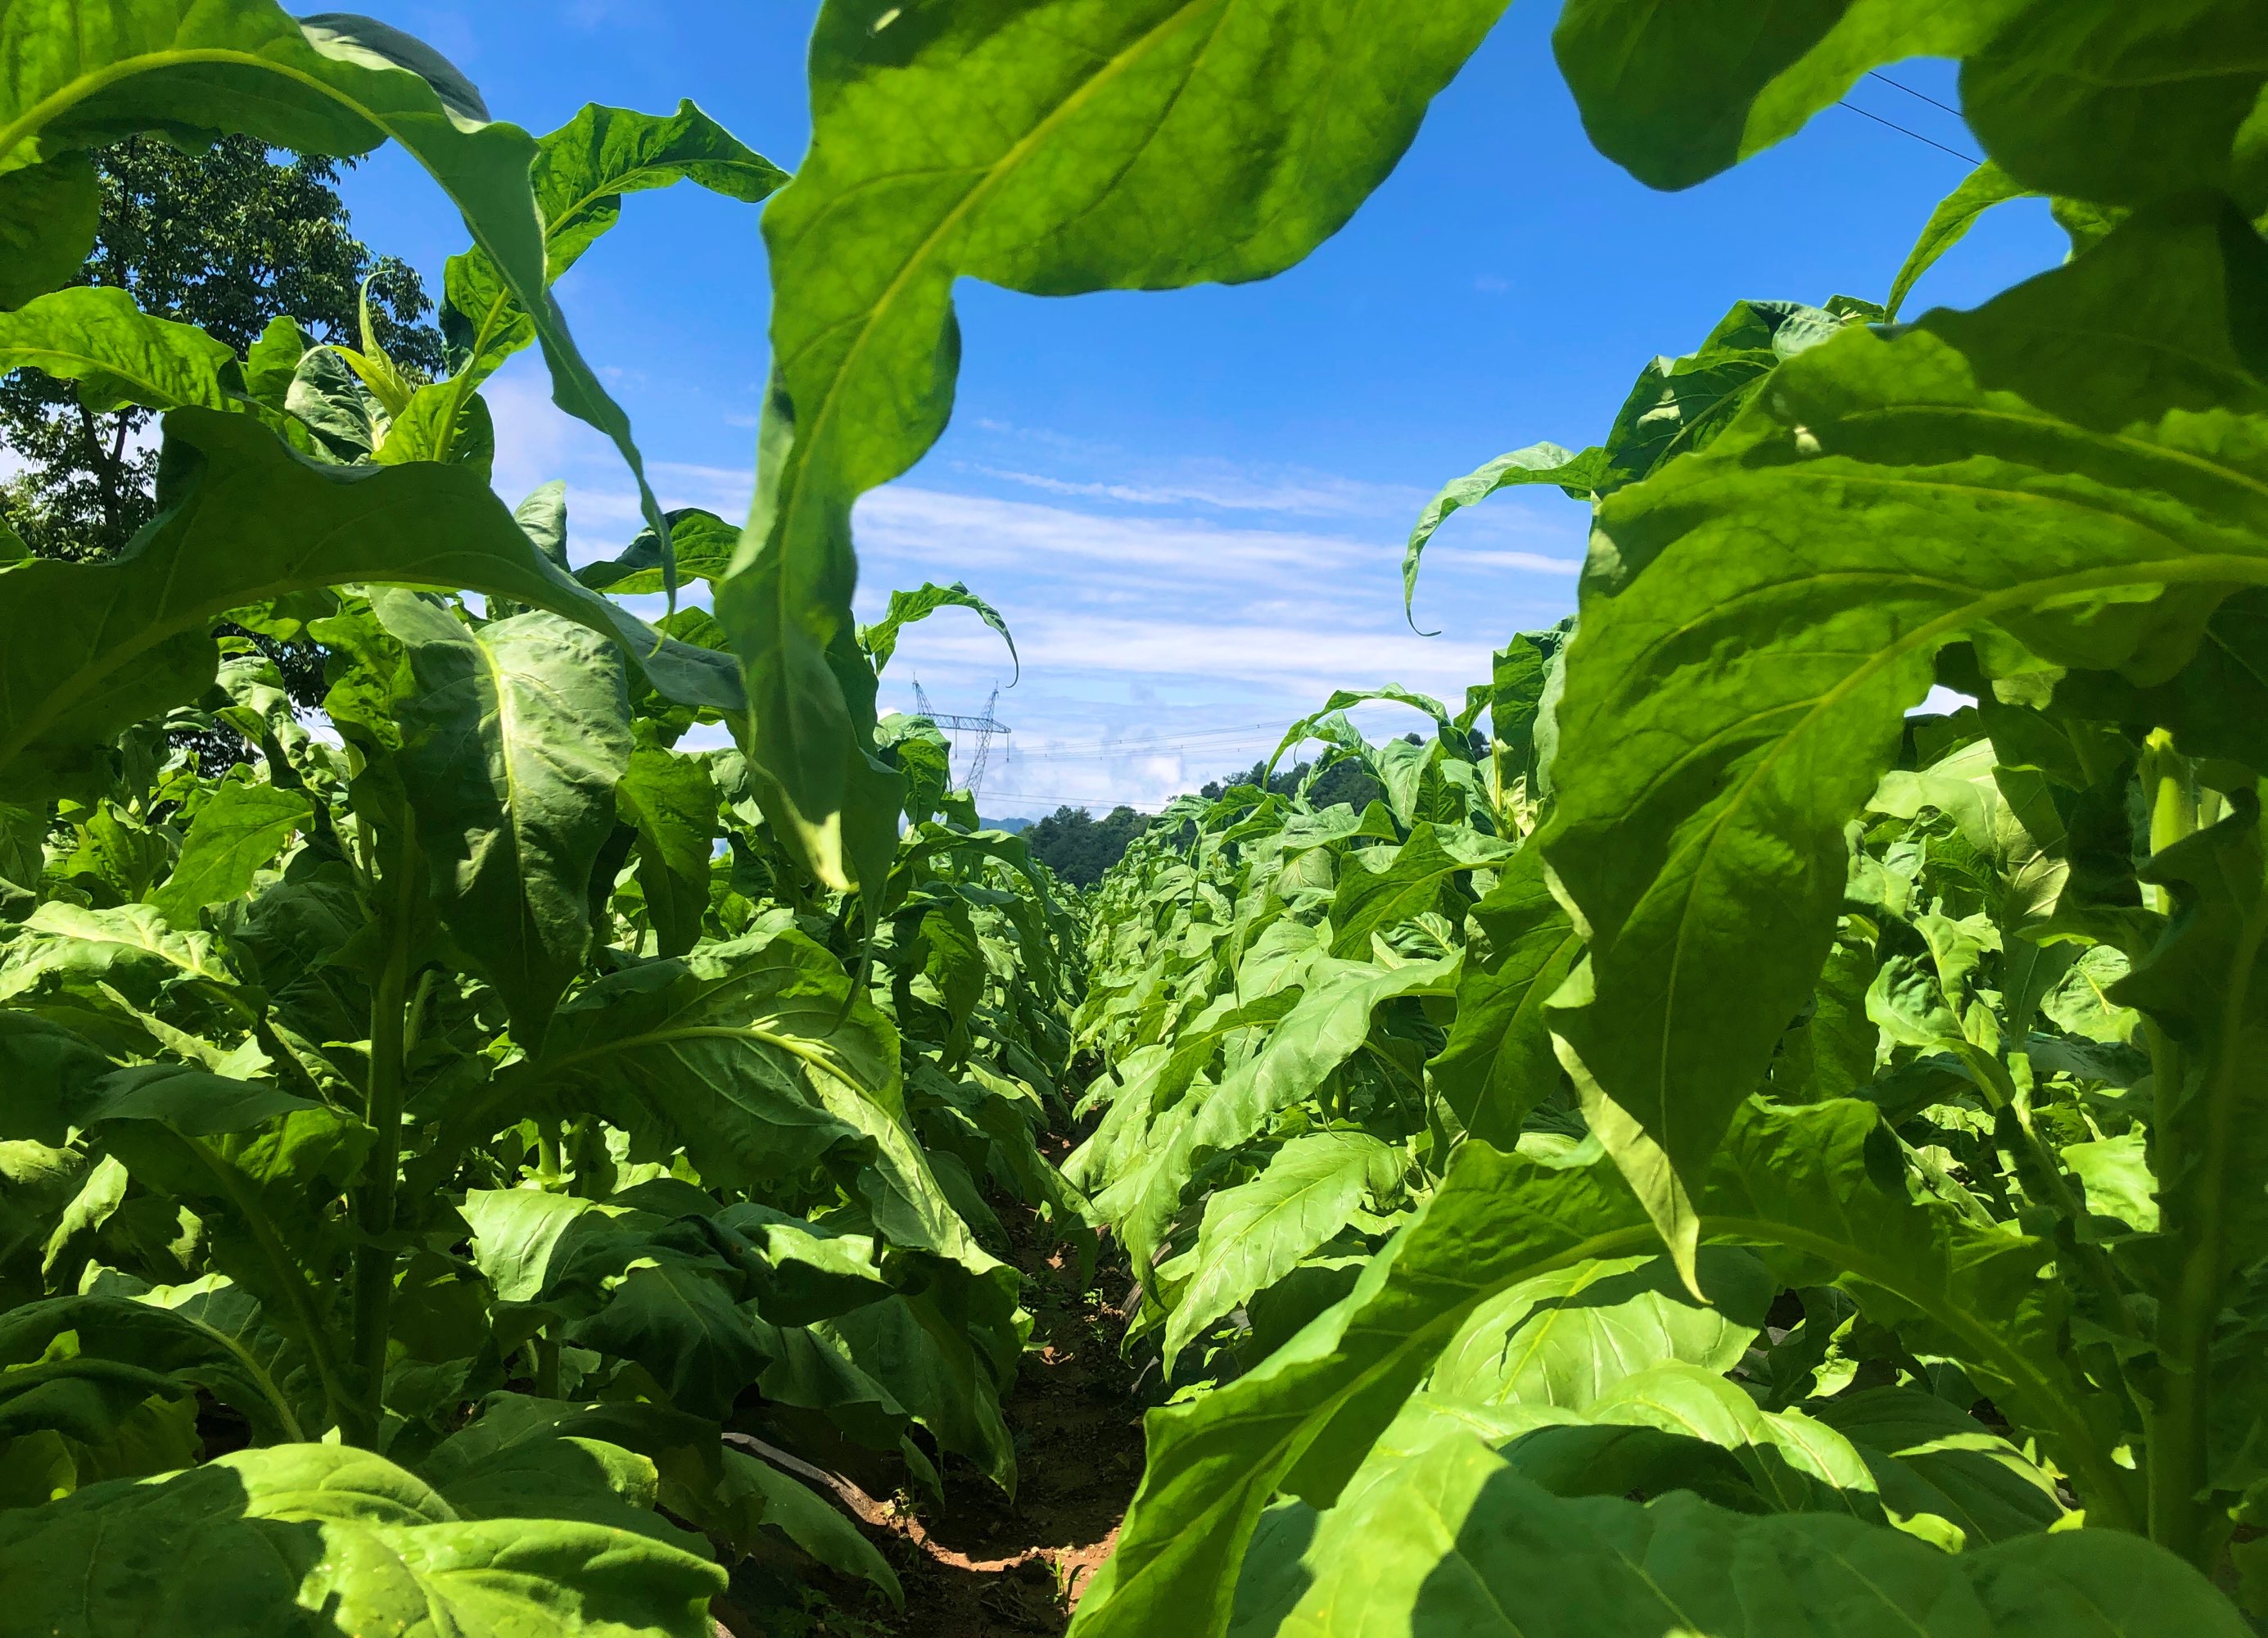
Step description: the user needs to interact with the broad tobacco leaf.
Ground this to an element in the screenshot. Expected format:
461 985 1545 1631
1549 0 2024 192
1238 1441 2238 1638
528 922 903 1192
0 1287 306 1446
1326 822 1515 959
1428 847 1582 1146
1537 199 2268 1270
0 286 237 410
445 102 786 391
0 410 736 804
722 0 1512 890
1963 0 2268 212
1809 1387 2067 1548
1404 299 1857 622
379 595 635 1050
0 1012 115 1147
0 1 678 555
1425 1251 1769 1412
93 1081 373 1432
1070 1099 2126 1638
576 508 743 595
0 149 96 310
859 581 1018 678
1554 0 2268 215
707 1446 902 1605
0 1443 725 1637
1885 161 2035 323
1163 1130 1399 1369
150 776 311 927
614 747 721 961
1393 1361 1891 1525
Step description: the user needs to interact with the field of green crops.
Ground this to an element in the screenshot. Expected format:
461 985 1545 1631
4 3 2268 1635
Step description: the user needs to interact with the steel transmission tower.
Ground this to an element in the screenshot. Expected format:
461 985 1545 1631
910 680 1010 805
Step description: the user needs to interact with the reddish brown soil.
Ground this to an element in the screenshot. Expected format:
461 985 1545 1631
870 1224 1145 1634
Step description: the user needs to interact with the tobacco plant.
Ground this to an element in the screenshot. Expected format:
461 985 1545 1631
1058 5 2268 1636
0 7 1087 1633
13 1 2268 1636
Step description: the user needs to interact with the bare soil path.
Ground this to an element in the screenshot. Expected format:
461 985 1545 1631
720 1191 1147 1637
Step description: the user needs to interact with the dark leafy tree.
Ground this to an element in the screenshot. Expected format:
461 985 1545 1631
1025 803 1154 886
0 135 441 570
1200 753 1388 811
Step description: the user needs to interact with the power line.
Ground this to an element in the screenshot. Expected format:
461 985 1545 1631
1867 70 1963 121
1010 738 1283 763
980 790 1172 813
1836 100 1979 166
1005 721 1281 755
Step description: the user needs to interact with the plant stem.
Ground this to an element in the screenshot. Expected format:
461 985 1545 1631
2138 730 2210 1564
346 826 419 1446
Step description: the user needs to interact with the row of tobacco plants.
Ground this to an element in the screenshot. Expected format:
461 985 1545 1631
1056 5 2268 1638
0 8 1093 1634
9 1 2268 1636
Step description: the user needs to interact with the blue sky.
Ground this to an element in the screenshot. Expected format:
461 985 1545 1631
337 2 2067 819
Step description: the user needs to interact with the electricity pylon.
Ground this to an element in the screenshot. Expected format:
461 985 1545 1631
910 680 1010 805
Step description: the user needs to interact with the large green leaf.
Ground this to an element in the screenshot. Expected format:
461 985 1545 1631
572 1263 770 1421
822 1291 1017 1491
0 1013 115 1147
0 1443 726 1637
1462 1362 1889 1523
614 747 719 961
0 286 236 410
436 100 784 504
527 923 899 1192
1536 200 2268 1268
1427 847 1582 1145
150 776 311 925
1164 1130 1398 1368
0 902 229 1007
444 100 784 387
0 1285 305 1446
0 410 736 804
1963 0 2268 211
1405 301 1855 627
1071 1099 2125 1638
576 509 743 595
859 581 1019 679
0 151 97 310
713 1446 903 1606
378 595 634 1048
1239 1439 2239 1638
95 1090 372 1432
0 2 680 567
722 0 1512 889
1550 0 2023 192
1807 1387 2067 1548
1884 161 2035 323
1403 444 1607 627
1425 1251 1769 1410
1326 822 1514 958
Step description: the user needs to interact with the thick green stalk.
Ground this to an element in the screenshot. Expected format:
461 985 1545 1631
346 829 420 1446
2138 730 2209 1565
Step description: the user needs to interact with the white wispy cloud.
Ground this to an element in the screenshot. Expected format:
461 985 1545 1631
957 460 1422 519
481 374 1587 816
